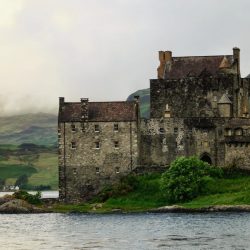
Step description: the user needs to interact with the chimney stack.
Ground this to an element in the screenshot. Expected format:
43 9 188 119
81 98 89 121
157 51 172 79
59 97 64 107
233 47 240 75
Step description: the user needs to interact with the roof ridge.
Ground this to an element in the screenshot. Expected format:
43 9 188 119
173 55 232 59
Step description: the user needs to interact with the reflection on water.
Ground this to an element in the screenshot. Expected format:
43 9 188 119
0 212 249 249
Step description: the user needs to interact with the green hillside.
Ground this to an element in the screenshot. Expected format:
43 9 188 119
0 113 57 145
127 88 150 118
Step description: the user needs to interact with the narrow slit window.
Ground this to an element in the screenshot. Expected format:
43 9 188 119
174 127 178 134
73 168 77 175
114 123 119 132
114 141 119 149
94 124 100 132
115 167 120 174
71 124 76 132
71 142 76 149
95 141 100 149
96 167 100 174
159 128 164 134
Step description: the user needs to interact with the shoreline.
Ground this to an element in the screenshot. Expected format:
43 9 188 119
1 204 250 214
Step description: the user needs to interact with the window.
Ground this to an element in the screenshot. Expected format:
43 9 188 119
71 124 76 132
114 141 119 149
96 167 100 174
159 128 164 134
235 128 243 136
71 142 76 149
94 124 100 132
174 127 178 134
114 123 119 132
115 167 120 174
225 128 232 136
73 168 77 175
95 141 100 149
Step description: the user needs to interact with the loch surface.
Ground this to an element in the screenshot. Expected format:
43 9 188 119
0 212 250 249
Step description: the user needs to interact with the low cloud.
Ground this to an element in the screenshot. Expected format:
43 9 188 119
0 0 250 116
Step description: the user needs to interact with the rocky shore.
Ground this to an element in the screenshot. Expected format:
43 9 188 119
0 197 48 213
150 205 250 213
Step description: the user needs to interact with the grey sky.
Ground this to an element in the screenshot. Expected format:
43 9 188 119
1 0 250 115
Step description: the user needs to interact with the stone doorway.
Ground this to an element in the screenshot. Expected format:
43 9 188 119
200 153 212 165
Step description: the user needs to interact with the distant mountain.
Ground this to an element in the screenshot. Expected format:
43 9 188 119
0 113 57 145
0 89 151 146
127 88 150 118
246 74 250 78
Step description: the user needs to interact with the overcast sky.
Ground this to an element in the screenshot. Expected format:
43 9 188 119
1 0 250 115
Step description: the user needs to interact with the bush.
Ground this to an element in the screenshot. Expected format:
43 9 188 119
160 156 222 203
13 190 42 205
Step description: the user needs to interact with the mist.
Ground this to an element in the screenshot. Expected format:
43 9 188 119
1 0 250 116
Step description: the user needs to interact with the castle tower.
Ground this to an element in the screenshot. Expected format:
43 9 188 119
218 93 232 117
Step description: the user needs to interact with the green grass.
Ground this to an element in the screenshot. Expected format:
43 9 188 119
0 147 58 189
54 172 250 213
28 153 58 189
0 163 37 179
182 175 250 208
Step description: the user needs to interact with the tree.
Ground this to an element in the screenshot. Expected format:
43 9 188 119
160 156 222 203
0 178 5 190
15 174 28 187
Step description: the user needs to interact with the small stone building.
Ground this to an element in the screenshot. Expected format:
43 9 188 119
59 47 250 202
58 98 140 202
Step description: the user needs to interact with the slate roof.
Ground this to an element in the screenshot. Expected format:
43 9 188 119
164 55 234 79
59 101 138 122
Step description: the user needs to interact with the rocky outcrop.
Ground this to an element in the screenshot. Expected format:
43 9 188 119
0 199 47 213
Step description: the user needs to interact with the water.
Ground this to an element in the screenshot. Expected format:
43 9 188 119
0 191 58 199
0 213 249 249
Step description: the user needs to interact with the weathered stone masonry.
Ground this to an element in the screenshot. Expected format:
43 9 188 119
58 99 139 202
59 47 250 202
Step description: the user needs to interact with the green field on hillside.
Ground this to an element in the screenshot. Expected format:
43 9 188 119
0 144 58 190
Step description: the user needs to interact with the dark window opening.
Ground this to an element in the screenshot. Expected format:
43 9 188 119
114 123 119 131
174 127 178 134
94 124 100 132
71 142 76 149
115 167 120 174
114 141 119 148
159 128 164 134
71 124 76 132
95 141 100 149
96 167 100 174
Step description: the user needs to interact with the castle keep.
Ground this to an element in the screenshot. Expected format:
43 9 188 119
59 48 250 202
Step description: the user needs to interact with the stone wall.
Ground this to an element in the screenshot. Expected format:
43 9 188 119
150 75 238 118
59 120 138 202
139 117 227 167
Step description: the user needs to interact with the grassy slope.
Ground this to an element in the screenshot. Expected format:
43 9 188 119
0 113 57 145
53 173 250 213
0 152 58 189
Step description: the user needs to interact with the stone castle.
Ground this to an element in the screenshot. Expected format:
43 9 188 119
58 47 250 202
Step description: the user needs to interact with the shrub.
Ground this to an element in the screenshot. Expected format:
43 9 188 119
160 156 222 203
13 190 42 205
